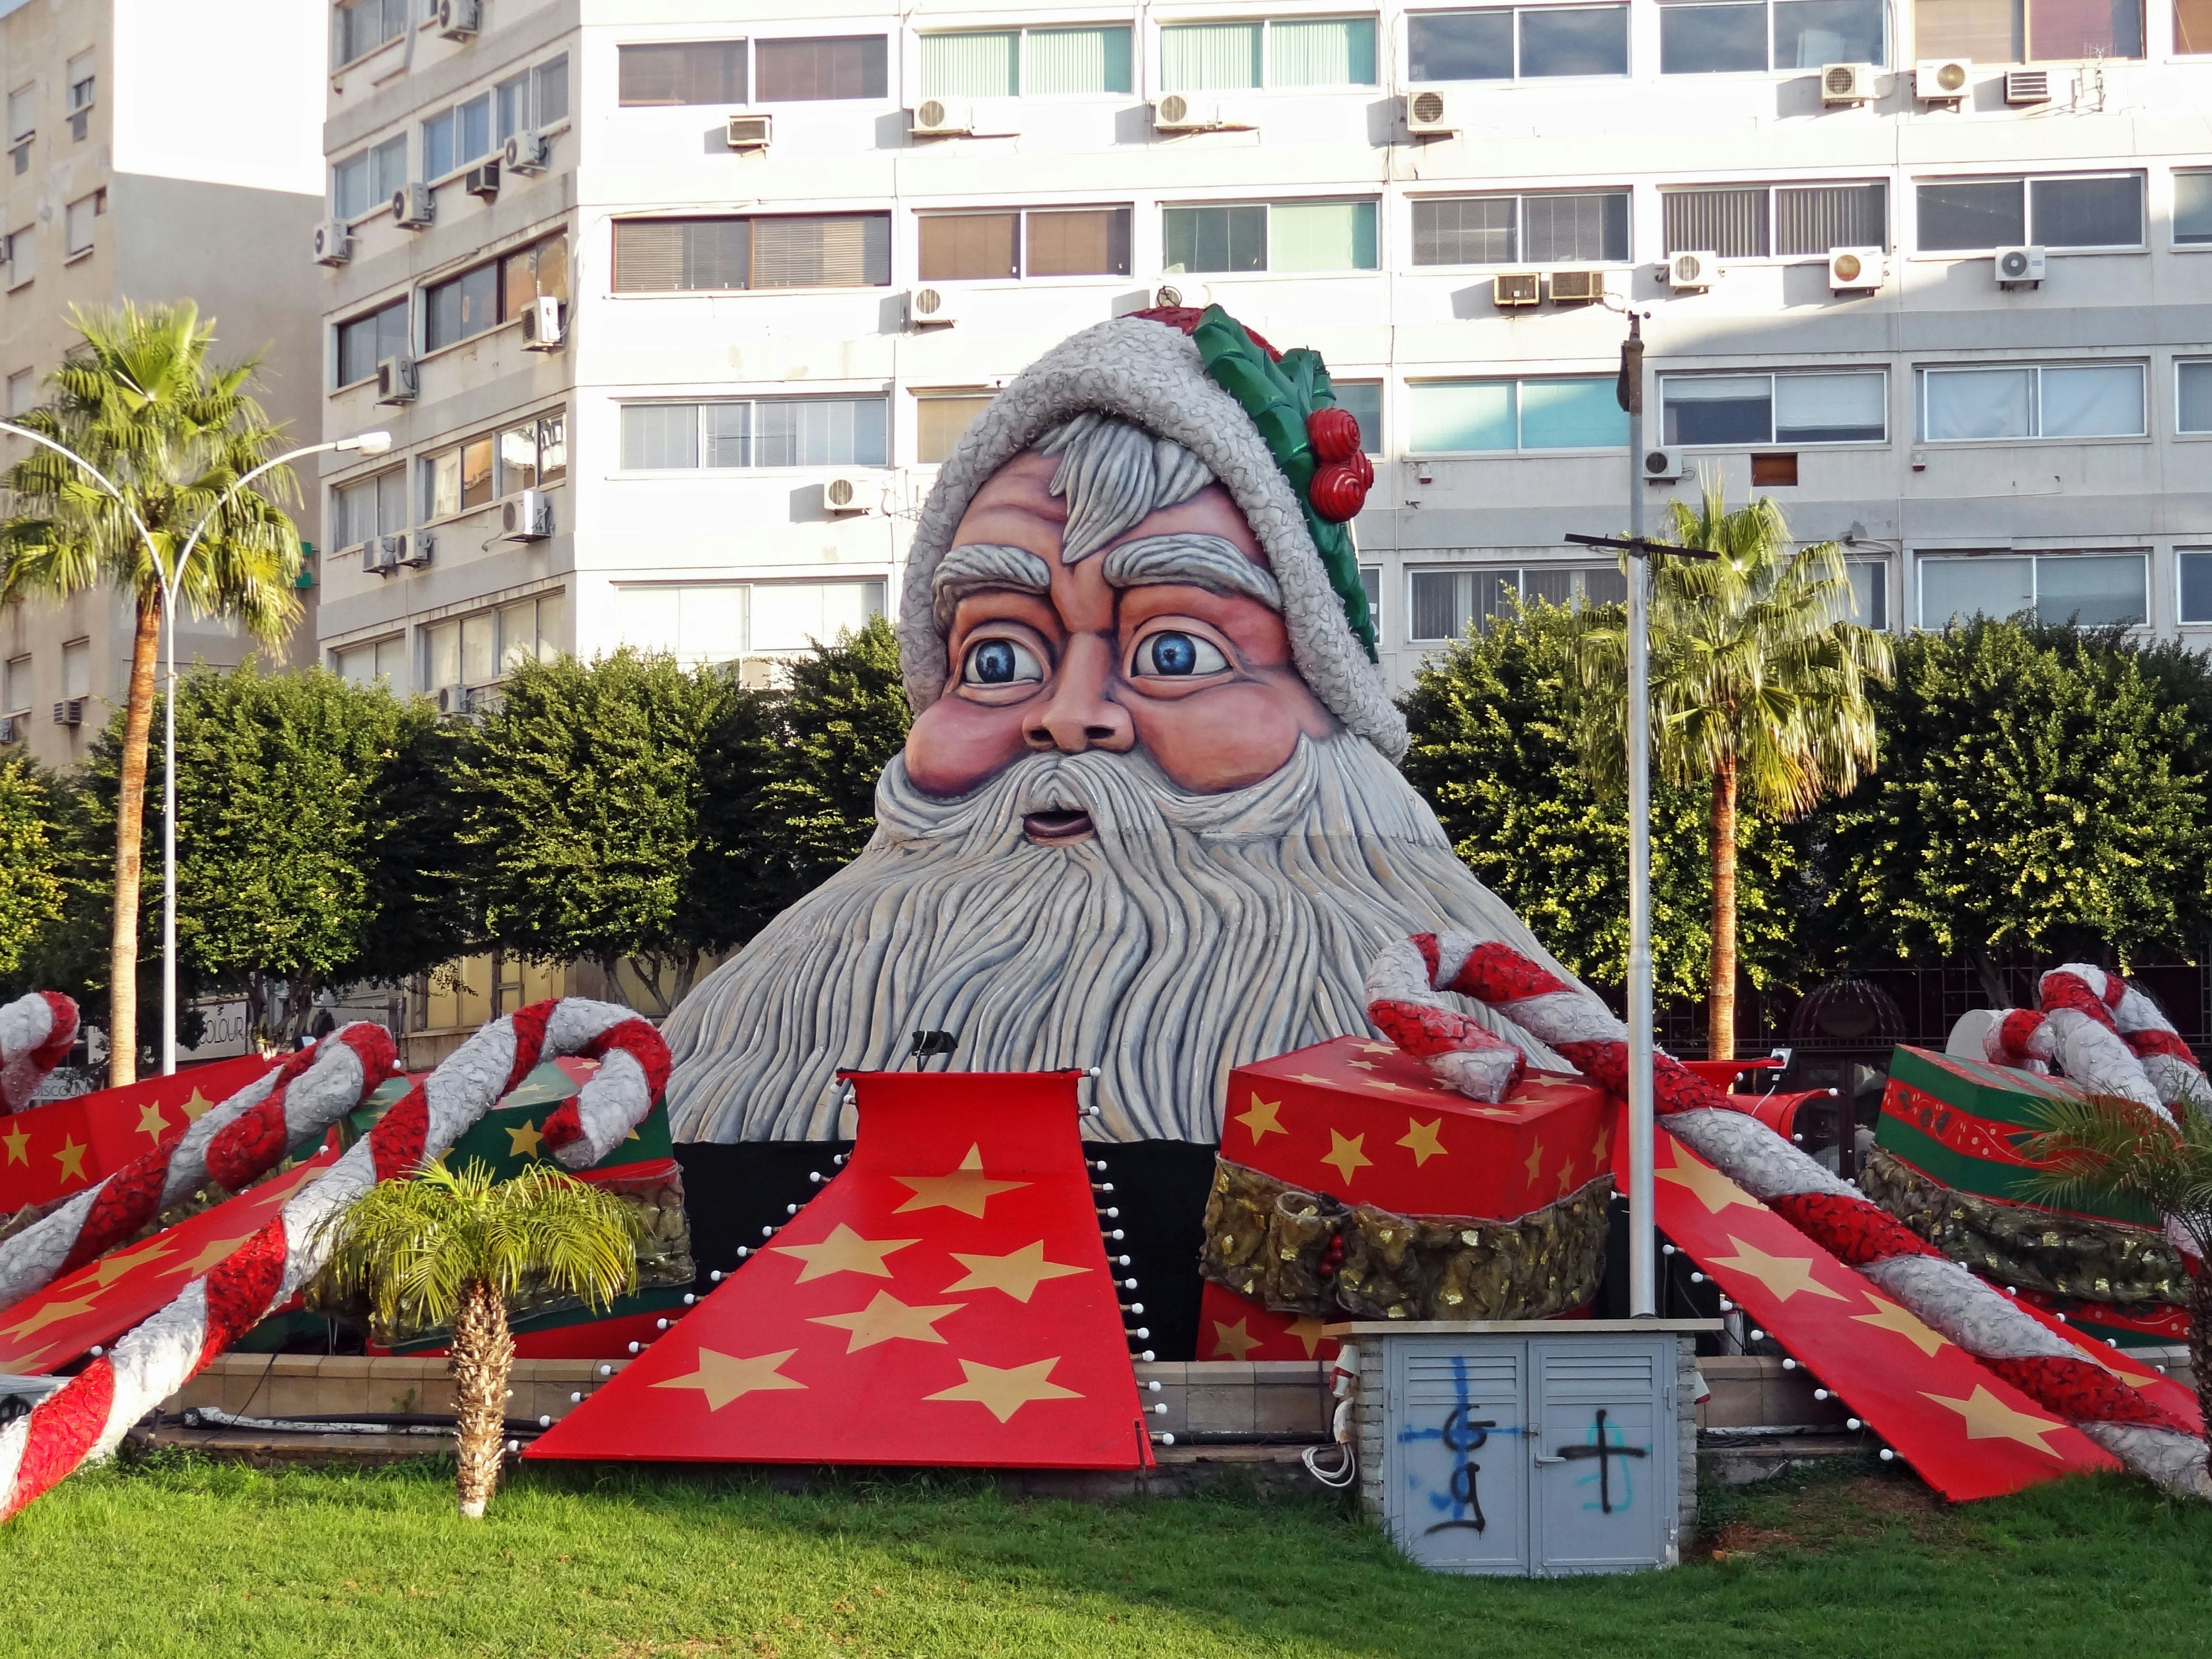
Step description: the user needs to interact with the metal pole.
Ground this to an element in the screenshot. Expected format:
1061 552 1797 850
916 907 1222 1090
1621 315 1657 1318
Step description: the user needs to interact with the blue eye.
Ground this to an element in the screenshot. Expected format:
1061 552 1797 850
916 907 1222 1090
1138 631 1228 677
961 637 1043 687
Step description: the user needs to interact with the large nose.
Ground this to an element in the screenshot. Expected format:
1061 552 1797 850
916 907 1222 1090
1025 632 1134 754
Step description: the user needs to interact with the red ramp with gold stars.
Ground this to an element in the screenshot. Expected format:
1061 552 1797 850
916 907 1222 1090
529 1071 1153 1470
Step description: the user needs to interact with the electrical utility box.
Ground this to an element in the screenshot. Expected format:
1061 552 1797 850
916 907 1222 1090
1340 1320 1715 1577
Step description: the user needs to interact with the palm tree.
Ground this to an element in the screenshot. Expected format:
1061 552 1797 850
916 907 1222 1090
2021 1090 2212 1481
317 1160 642 1518
1578 482 1891 1059
0 302 301 1085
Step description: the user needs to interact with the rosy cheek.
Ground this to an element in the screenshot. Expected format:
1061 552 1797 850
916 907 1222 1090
1126 683 1311 793
904 697 1033 797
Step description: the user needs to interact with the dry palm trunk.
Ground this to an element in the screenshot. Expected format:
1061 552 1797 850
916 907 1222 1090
2193 1264 2212 1486
1706 755 1738 1062
107 593 161 1088
450 1276 515 1519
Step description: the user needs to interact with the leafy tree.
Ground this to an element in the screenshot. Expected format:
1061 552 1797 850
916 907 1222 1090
753 614 912 895
0 303 302 1083
316 1161 640 1519
1577 486 1889 1058
1398 601 1806 1005
0 753 66 985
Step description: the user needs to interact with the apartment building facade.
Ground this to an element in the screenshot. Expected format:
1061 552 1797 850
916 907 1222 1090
0 0 328 770
313 0 2212 724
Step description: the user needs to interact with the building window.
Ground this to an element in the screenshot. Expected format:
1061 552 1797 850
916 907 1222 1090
1164 200 1378 274
1408 377 1627 453
1657 0 1885 71
65 50 93 117
1407 565 1627 641
333 468 407 551
423 411 566 521
615 579 886 665
753 36 889 102
1918 363 2145 441
1661 182 1885 257
2180 361 2212 434
6 223 34 289
1662 370 1887 444
497 54 569 141
5 368 31 415
919 207 1132 281
335 298 408 388
422 236 567 353
1928 0 2148 58
1916 173 2143 252
618 41 748 107
422 92 494 182
1160 17 1380 89
3 652 29 724
916 393 994 464
620 396 890 470
427 591 567 698
921 26 1134 96
1846 560 1888 628
1334 381 1383 454
334 0 406 67
2176 171 2212 247
63 195 96 258
2182 0 2212 51
1407 7 1630 79
1918 552 2146 629
8 84 33 173
1414 191 1630 264
332 134 407 221
1359 565 1382 634
332 634 408 691
2180 550 2212 623
60 638 89 704
613 215 891 293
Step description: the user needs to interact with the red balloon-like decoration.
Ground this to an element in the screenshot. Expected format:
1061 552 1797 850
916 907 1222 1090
1308 449 1374 523
1305 405 1363 464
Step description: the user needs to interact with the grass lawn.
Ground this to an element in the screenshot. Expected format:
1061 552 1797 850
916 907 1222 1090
1 1450 2208 1658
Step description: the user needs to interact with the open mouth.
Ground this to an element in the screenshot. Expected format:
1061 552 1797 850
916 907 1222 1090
1022 809 1095 845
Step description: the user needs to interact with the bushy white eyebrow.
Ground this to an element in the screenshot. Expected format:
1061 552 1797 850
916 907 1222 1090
933 541 1053 628
1101 533 1282 612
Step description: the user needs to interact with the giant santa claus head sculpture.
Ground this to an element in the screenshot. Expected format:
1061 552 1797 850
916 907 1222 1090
664 307 1578 1145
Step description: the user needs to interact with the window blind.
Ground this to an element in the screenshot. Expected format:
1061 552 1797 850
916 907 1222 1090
921 32 1018 97
622 405 699 469
1774 372 1886 441
618 42 747 106
919 214 1018 281
1914 0 2020 61
1026 208 1130 276
1923 369 2034 440
2028 0 2141 57
2038 365 2142 437
756 36 888 101
917 396 994 464
1662 188 1768 256
1524 192 1628 262
752 215 890 288
704 404 751 468
2181 0 2212 50
1413 196 1516 264
614 219 751 291
1162 22 1263 89
1027 26 1132 93
1775 183 1884 253
1268 17 1378 85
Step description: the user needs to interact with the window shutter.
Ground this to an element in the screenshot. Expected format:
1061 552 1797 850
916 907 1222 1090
1161 22 1262 89
921 32 1018 97
1661 188 1768 257
753 215 887 287
1775 184 1885 255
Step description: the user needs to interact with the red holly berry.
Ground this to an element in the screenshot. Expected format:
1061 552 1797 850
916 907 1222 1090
1309 457 1372 523
1306 405 1363 464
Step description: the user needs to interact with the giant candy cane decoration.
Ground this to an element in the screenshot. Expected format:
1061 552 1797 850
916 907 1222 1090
1985 964 2210 1119
1 992 78 1115
0 997 669 1522
1368 932 2211 1498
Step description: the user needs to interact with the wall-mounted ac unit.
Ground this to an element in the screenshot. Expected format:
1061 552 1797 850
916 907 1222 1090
1492 271 1540 308
822 475 873 516
910 99 974 138
1915 58 1971 102
392 182 435 229
374 354 418 404
502 489 552 541
1995 245 2046 286
1152 93 1225 133
521 295 565 349
437 0 479 40
51 698 83 728
908 287 957 328
1152 281 1210 309
464 160 500 199
1404 89 1458 137
398 532 434 569
312 219 352 266
2003 69 2053 104
505 131 551 173
1820 63 1874 104
363 535 402 575
1666 249 1715 290
1548 269 1606 304
1828 247 1885 291
1642 446 1685 482
725 114 772 150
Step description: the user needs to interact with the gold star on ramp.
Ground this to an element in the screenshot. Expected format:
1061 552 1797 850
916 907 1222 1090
652 1347 806 1412
83 1237 177 1290
809 1291 965 1354
3 1291 99 1342
1 1122 28 1166
1396 1118 1448 1168
892 1143 1027 1218
1209 1318 1263 1361
1320 1130 1372 1185
1345 1060 1379 1072
179 1089 216 1123
52 1137 88 1183
136 1101 171 1145
1851 1294 1950 1357
160 1232 262 1279
1356 1043 1397 1056
944 1241 1084 1304
1236 1094 1286 1144
506 1119 544 1159
772 1224 918 1285
1923 1385 2069 1457
1285 1316 1330 1358
1709 1236 1847 1304
1656 1146 1760 1214
926 1357 1082 1423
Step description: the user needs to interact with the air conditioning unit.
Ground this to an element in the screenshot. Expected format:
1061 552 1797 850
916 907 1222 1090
822 474 873 516
1995 245 2046 286
1492 271 1540 308
374 354 418 404
363 536 400 575
437 0 479 40
1828 246 1885 291
501 489 552 541
910 99 974 138
521 295 565 349
1548 269 1606 304
1404 89 1459 137
312 219 352 266
397 532 434 569
1642 446 1685 482
725 114 772 151
392 182 435 229
435 686 460 715
1820 63 1874 105
505 131 551 173
2003 69 2053 104
51 698 84 728
1666 249 1716 290
908 286 957 328
1152 281 1210 309
1152 93 1224 134
1915 58 1971 102
463 160 500 199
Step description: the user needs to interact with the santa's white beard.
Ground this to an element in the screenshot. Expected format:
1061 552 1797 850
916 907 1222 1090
662 734 1580 1143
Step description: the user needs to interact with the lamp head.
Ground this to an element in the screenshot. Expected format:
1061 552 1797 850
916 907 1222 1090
341 430 394 456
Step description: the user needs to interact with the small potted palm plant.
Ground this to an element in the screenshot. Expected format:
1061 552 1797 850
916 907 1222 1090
318 1160 643 1517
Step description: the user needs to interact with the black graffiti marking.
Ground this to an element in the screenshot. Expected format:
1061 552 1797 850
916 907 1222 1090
1550 1407 1648 1514
1422 1407 1496 1536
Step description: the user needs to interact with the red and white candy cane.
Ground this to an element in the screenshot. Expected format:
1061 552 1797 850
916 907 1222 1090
1 993 78 1115
1368 931 2210 1498
0 997 669 1524
0 1025 399 1315
1986 965 2209 1119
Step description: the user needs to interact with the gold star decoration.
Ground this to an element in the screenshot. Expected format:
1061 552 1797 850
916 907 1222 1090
1284 1316 1331 1358
1 1122 28 1166
160 1232 262 1279
771 1224 918 1285
1355 1043 1397 1056
1357 1079 1426 1096
1210 1318 1263 1361
808 1291 965 1354
1592 1120 1612 1166
135 1102 171 1145
1344 1060 1379 1073
1396 1118 1448 1167
1524 1139 1546 1184
1557 1155 1580 1196
892 1143 1027 1218
1923 1385 2068 1457
1236 1094 1285 1143
944 1241 1084 1304
1320 1129 1372 1185
178 1089 216 1124
83 1237 177 1290
1709 1236 1847 1304
1851 1294 1950 1357
1656 1146 1760 1214
1289 1074 1336 1089
51 1136 88 1183
505 1119 544 1160
3 1291 100 1342
652 1347 806 1412
926 1357 1082 1423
